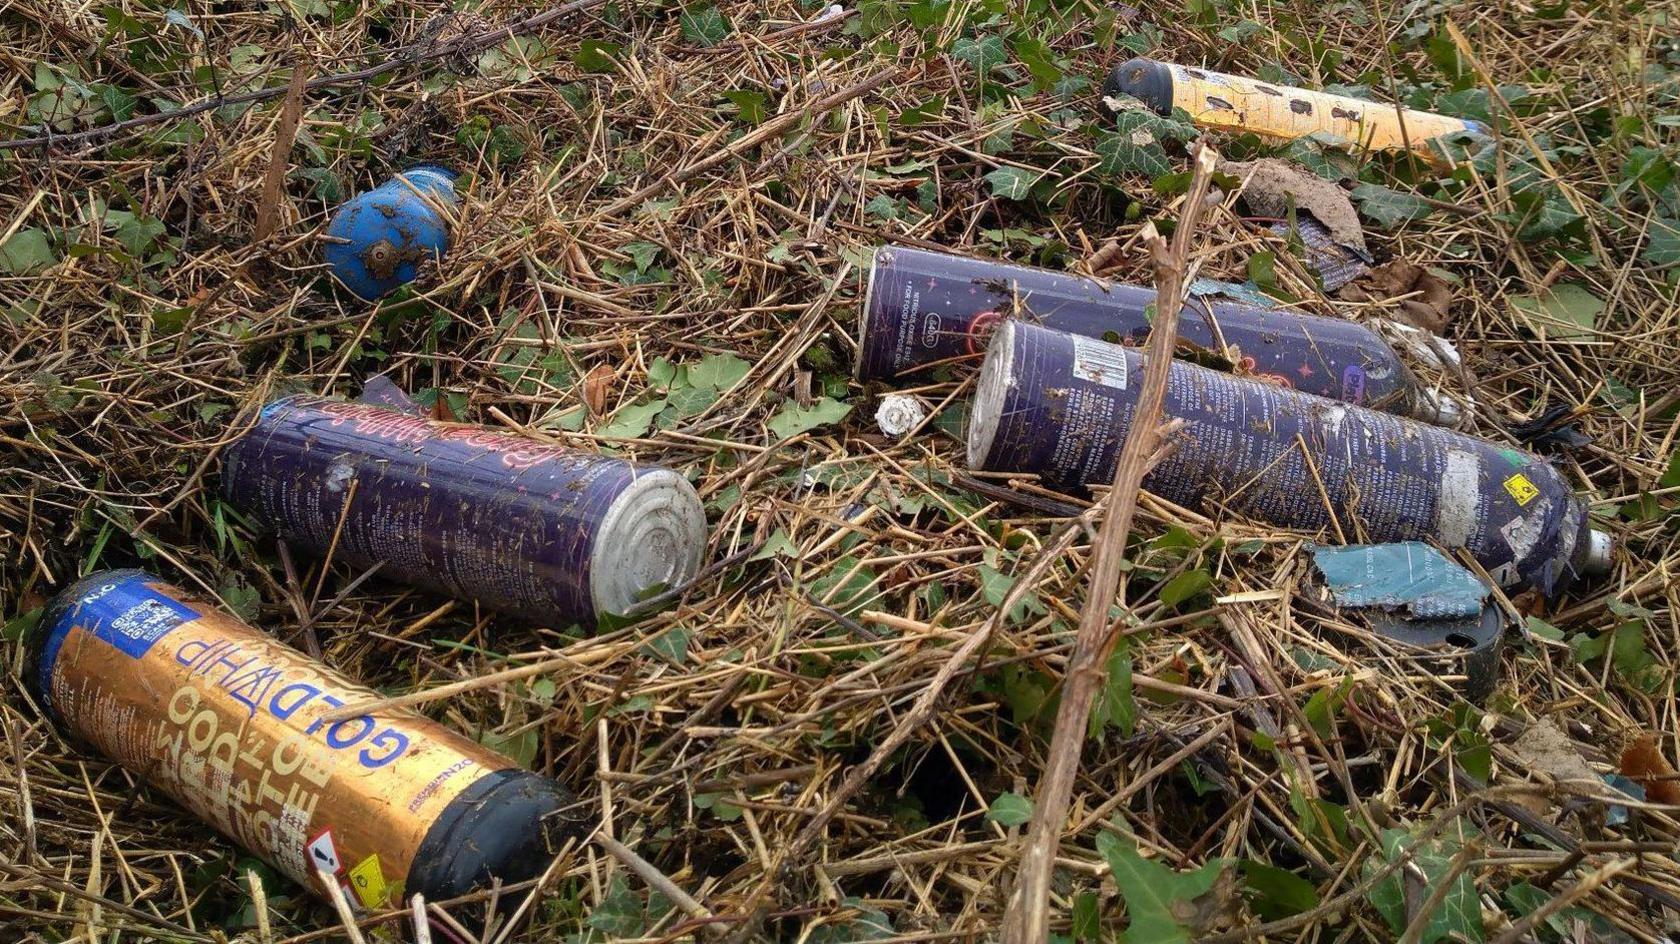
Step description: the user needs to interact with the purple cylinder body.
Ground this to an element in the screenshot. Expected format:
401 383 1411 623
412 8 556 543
221 396 707 625
968 322 1609 595
859 246 1454 424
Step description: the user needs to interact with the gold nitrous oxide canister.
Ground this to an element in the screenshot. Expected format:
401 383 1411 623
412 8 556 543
1105 57 1487 161
25 569 584 914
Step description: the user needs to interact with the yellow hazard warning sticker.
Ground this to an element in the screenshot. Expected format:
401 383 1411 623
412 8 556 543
1503 473 1540 507
348 853 389 910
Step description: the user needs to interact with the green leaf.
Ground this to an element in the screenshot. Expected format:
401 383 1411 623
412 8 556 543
1097 832 1226 944
1525 616 1564 641
750 528 799 561
1508 283 1604 341
722 88 769 124
806 898 896 943
1011 37 1063 91
1350 183 1434 228
985 166 1041 201
896 95 945 127
1660 447 1680 489
1089 640 1136 739
586 875 650 936
986 791 1033 827
1239 860 1318 921
679 5 730 46
1644 215 1680 267
115 214 166 257
1072 891 1101 940
641 625 692 663
575 40 624 73
1302 677 1353 739
1158 569 1212 609
1096 111 1175 179
3 607 43 644
767 396 851 440
481 728 539 768
1363 829 1483 943
0 228 57 274
599 397 668 439
952 35 1007 77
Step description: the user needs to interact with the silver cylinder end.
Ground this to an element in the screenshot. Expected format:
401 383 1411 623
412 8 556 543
589 471 707 618
966 320 1018 470
1416 389 1466 428
1580 528 1614 576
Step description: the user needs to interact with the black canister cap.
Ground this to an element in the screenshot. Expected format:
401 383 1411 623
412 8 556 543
408 768 585 905
1104 57 1174 115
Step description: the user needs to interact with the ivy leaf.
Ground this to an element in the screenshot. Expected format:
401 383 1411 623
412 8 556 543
1096 111 1175 179
1097 832 1227 944
115 215 166 257
1239 860 1318 921
1281 134 1357 181
1158 569 1212 609
1088 640 1135 739
680 5 730 46
985 791 1034 827
1508 283 1603 341
806 898 896 943
984 166 1041 200
0 228 57 274
1364 829 1483 943
1011 37 1063 90
687 352 751 391
952 34 1007 78
1644 215 1680 267
641 625 692 663
1350 183 1434 228
767 396 851 440
586 875 650 936
1659 447 1680 489
722 88 768 124
598 397 668 439
575 40 624 73
896 95 945 127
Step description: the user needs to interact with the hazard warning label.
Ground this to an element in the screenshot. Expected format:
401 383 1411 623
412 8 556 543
306 829 341 875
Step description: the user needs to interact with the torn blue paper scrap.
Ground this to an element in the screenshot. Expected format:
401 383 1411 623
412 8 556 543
1311 543 1489 619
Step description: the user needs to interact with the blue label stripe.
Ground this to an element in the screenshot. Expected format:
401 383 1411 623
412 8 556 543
37 573 199 712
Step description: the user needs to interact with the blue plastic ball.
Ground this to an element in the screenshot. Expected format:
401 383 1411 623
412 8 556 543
323 166 459 301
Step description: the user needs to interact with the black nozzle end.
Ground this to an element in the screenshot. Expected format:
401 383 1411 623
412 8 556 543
408 769 585 910
1103 57 1174 115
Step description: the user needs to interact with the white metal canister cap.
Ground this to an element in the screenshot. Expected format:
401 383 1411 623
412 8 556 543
589 470 707 618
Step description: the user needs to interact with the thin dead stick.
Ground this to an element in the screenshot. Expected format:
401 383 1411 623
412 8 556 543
0 0 609 152
252 56 311 242
999 142 1222 944
1396 839 1479 944
319 654 575 721
316 867 369 944
1487 857 1635 944
411 895 433 944
247 869 274 944
598 835 723 937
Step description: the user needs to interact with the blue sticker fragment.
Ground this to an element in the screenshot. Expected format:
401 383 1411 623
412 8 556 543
1311 542 1489 620
37 574 199 709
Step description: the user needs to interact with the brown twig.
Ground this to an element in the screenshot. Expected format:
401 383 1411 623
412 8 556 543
999 142 1222 944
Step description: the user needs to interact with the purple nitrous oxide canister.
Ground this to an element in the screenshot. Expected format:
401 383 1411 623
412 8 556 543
858 245 1461 426
222 396 708 625
967 322 1613 595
